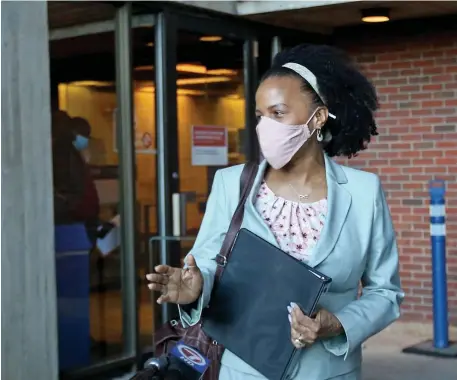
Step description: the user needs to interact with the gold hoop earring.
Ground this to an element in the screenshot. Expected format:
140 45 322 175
316 129 323 142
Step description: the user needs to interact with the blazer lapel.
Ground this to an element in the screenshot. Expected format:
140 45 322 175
243 160 280 248
307 155 352 268
241 156 352 261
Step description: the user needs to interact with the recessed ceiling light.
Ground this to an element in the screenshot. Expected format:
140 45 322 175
177 76 232 85
361 8 390 23
199 36 223 42
134 64 239 76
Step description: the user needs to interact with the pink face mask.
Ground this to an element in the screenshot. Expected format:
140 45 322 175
256 109 318 170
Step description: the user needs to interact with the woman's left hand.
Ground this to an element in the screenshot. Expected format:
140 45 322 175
288 302 343 349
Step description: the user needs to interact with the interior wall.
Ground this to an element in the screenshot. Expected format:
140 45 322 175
58 83 245 233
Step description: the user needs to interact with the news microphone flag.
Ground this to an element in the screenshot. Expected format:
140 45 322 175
170 341 211 376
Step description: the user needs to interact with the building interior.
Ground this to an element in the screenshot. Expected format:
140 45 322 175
50 10 248 368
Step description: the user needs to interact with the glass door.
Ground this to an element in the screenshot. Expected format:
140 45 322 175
144 10 260 331
49 4 127 375
146 15 259 330
174 30 247 239
50 2 158 377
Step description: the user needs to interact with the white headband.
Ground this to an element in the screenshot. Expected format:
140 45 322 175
282 62 336 120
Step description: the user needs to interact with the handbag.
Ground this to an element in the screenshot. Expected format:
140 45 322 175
152 162 259 380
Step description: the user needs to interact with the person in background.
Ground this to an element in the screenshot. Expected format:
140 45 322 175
52 114 100 243
71 116 92 163
69 116 100 243
52 113 103 353
52 110 83 223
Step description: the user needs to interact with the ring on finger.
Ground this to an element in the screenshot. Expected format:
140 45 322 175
294 334 306 347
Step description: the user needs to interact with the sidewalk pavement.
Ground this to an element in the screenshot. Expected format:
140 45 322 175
361 321 457 380
114 322 457 380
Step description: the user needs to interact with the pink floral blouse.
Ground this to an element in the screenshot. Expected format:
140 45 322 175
255 181 328 263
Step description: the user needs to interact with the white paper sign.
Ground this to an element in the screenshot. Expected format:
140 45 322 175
191 125 228 166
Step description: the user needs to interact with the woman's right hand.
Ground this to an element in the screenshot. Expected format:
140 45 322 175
146 254 203 305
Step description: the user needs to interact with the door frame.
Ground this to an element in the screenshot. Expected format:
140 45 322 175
152 9 264 328
51 4 150 379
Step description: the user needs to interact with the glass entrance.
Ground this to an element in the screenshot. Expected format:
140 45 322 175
50 5 126 372
175 30 247 239
143 10 261 343
49 2 156 377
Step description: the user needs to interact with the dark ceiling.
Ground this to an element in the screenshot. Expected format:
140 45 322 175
48 2 244 86
245 1 457 32
50 29 243 85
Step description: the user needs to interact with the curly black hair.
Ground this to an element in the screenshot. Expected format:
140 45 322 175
261 44 379 158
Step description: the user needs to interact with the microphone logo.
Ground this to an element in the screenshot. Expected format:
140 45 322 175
179 346 204 365
170 341 211 374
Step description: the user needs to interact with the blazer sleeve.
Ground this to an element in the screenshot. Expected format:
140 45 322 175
178 170 230 327
322 176 405 358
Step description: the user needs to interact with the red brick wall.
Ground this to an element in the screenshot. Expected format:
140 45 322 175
337 31 457 324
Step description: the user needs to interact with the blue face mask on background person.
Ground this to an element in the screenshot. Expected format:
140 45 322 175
73 134 89 151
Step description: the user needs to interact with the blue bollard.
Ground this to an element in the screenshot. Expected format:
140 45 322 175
429 180 449 349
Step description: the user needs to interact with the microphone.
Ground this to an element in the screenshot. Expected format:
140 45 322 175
167 340 211 379
134 340 211 380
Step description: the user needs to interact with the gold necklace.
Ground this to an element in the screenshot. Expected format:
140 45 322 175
288 183 311 201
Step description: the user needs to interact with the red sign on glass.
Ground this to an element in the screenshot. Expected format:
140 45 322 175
191 125 228 166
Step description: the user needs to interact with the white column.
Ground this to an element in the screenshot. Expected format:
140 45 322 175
1 2 58 380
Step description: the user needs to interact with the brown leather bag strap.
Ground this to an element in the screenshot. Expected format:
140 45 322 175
215 162 259 279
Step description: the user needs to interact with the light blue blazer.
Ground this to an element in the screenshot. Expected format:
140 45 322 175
178 155 404 380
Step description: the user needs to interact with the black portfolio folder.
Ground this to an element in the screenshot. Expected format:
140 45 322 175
203 228 332 380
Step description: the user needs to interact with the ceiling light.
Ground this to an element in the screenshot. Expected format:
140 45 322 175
135 64 238 76
135 65 153 71
178 89 206 96
147 42 154 47
206 69 237 76
138 86 206 96
177 76 232 85
134 64 209 74
69 81 114 87
361 8 390 23
176 63 207 74
199 36 222 42
134 76 232 87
